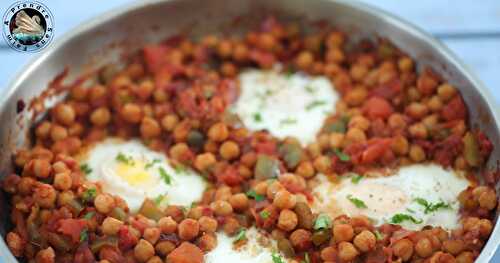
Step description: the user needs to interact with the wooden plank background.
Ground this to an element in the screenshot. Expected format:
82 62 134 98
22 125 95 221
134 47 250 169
0 0 499 262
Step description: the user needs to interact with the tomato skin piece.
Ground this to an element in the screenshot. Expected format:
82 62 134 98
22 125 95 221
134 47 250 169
167 242 204 263
360 138 393 164
57 218 87 243
362 96 394 120
441 95 467 121
143 45 169 73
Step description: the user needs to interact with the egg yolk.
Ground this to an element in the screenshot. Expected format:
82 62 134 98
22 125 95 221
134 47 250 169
115 160 156 187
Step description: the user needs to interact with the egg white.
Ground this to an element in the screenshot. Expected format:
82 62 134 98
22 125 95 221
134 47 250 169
79 138 207 212
206 227 287 263
311 164 471 231
233 67 339 146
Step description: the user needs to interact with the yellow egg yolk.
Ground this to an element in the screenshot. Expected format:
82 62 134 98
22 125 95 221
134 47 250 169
115 160 156 187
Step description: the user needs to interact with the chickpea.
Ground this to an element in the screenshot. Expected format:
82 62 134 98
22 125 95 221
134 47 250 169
6 232 24 257
94 194 115 214
289 229 312 251
398 57 414 72
17 176 35 195
296 161 315 179
456 251 474 263
333 224 354 242
121 103 142 123
443 239 464 255
155 240 176 256
140 117 161 139
406 102 429 119
36 121 51 139
169 143 190 161
32 159 52 178
217 40 233 58
50 125 68 141
221 62 237 77
161 114 179 131
278 209 298 231
266 181 284 200
211 200 233 216
313 155 331 174
198 233 218 252
353 230 376 252
348 115 370 131
36 246 55 263
295 51 314 69
427 96 443 112
208 122 229 142
273 190 297 210
321 246 338 261
194 152 216 172
477 189 497 210
392 238 414 261
134 239 155 262
350 65 368 81
437 84 457 102
253 181 268 195
415 237 433 258
388 113 407 130
345 87 368 106
53 171 72 191
143 227 161 245
241 152 257 167
101 217 123 236
90 107 111 126
325 48 345 63
54 103 76 126
219 141 240 160
222 217 241 235
195 216 217 234
338 241 359 261
233 43 249 62
478 219 493 238
146 256 162 263
34 183 57 208
345 127 367 144
158 216 177 234
409 144 426 162
71 85 88 101
229 193 249 212
391 135 409 156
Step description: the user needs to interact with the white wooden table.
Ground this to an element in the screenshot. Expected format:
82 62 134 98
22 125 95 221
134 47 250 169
0 0 499 261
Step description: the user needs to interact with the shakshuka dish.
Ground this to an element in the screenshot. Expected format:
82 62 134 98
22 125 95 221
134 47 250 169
1 17 498 263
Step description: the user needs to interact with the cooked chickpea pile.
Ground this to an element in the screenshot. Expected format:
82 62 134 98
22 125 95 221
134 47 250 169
2 17 498 263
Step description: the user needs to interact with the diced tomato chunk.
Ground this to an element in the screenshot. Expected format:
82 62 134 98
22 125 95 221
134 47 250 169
217 166 243 186
143 45 169 73
167 242 204 263
360 139 392 164
441 95 467 121
74 244 95 263
363 96 394 120
118 226 138 251
57 219 87 243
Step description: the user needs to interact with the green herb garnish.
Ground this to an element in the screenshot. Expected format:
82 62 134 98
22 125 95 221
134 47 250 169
374 230 383 240
253 112 263 122
260 210 270 219
234 228 247 243
80 164 92 175
246 189 265 202
350 173 363 184
305 100 327 111
154 195 166 206
334 149 351 162
313 213 332 230
116 152 134 165
82 188 97 202
304 85 316 94
390 213 423 224
83 211 95 220
174 164 187 174
303 252 311 263
145 159 161 169
280 117 297 125
272 252 285 263
159 167 172 185
414 198 451 214
347 195 367 208
79 228 88 242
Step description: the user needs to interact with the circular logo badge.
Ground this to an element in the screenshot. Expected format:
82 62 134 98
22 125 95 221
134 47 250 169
2 1 54 52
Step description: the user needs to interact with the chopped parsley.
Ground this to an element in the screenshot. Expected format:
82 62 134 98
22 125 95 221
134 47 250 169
414 198 451 214
173 164 187 174
246 189 265 202
313 213 332 230
79 228 88 243
272 252 285 263
145 159 161 169
305 100 327 111
406 208 416 213
390 213 423 224
280 117 297 125
374 230 384 240
253 112 263 122
116 152 134 165
334 149 351 162
283 65 295 78
79 163 92 175
82 188 97 202
234 228 247 243
154 195 166 206
260 210 270 219
159 167 172 185
347 195 367 209
304 85 316 94
350 173 363 184
83 211 95 220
